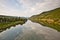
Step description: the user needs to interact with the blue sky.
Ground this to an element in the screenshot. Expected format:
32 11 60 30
0 0 60 17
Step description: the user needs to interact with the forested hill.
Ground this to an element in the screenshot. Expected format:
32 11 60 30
29 8 60 31
0 15 27 32
0 15 27 23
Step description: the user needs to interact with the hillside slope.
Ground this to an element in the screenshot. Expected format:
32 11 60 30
29 8 60 31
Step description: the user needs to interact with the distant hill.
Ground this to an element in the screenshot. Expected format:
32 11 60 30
29 7 60 31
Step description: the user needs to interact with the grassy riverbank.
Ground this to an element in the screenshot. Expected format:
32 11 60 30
0 15 27 32
29 8 60 31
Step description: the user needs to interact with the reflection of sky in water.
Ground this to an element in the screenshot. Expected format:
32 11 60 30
0 20 60 40
0 25 24 40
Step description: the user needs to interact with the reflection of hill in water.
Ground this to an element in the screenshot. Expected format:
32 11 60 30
15 20 60 40
0 20 60 40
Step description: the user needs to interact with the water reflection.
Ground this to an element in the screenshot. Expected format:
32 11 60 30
0 20 60 40
0 22 26 33
0 25 24 40
0 25 17 33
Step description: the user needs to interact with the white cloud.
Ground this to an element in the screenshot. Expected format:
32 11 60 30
20 0 60 16
0 0 60 17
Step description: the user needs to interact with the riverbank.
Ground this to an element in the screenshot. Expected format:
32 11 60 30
0 15 27 32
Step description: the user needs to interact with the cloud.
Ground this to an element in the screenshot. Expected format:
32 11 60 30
19 0 60 16
0 0 60 17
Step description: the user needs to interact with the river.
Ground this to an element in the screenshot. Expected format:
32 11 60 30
0 20 60 40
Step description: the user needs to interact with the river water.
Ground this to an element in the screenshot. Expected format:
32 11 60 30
0 20 60 40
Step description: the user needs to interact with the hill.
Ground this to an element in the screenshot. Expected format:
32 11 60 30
29 7 60 31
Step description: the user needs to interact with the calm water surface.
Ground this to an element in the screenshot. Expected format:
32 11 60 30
0 20 60 40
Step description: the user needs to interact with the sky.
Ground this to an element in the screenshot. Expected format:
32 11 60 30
0 0 60 17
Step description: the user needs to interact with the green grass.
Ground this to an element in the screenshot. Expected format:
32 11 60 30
29 7 60 31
